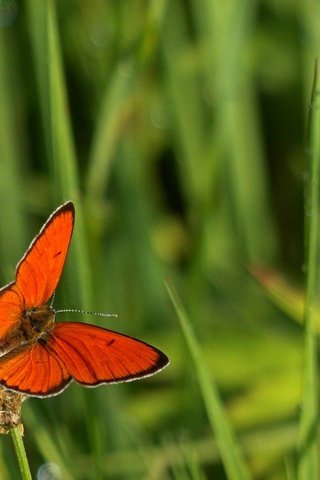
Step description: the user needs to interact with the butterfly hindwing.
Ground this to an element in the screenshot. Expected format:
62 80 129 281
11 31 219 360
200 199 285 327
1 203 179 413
0 342 72 396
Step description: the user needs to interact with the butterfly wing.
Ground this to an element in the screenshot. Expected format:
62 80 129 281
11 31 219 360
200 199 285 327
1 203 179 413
0 284 24 340
0 322 168 396
50 322 169 387
0 342 72 396
14 201 75 308
0 202 74 340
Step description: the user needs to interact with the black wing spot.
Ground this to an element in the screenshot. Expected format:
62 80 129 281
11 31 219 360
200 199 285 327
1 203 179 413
106 339 115 346
53 250 62 259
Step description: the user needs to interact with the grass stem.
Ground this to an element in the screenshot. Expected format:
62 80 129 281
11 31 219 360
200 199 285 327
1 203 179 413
11 427 32 480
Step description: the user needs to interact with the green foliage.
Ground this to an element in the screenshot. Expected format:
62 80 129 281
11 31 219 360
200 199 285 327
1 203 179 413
0 0 318 478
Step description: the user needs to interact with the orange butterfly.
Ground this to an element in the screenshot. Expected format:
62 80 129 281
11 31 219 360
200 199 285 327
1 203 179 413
0 201 168 397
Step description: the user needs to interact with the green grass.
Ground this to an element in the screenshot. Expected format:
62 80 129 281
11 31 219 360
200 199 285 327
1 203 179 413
0 1 318 478
297 60 320 480
166 283 250 480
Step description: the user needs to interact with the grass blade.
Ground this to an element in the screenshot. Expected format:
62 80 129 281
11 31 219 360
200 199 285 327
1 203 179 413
0 26 27 269
86 60 135 204
297 60 320 479
165 282 251 480
46 0 92 308
10 427 32 480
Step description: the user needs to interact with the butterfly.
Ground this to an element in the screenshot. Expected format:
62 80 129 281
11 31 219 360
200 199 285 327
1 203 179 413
0 201 169 397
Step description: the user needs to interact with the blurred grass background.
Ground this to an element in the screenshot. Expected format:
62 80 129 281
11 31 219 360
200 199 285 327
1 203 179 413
0 0 318 479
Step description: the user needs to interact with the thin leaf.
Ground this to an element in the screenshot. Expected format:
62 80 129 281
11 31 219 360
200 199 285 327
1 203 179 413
166 282 251 480
297 59 320 480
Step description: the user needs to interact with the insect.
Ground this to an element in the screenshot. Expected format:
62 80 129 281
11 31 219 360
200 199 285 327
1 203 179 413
0 201 168 397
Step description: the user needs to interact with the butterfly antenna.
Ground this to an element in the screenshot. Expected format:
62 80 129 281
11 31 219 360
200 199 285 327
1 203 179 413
50 291 56 307
55 308 118 318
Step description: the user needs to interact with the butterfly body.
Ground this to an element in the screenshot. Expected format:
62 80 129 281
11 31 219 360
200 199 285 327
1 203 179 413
0 202 168 397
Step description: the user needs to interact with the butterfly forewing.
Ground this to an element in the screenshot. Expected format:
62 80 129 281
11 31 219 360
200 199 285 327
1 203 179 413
0 202 74 351
50 322 169 386
15 202 75 308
